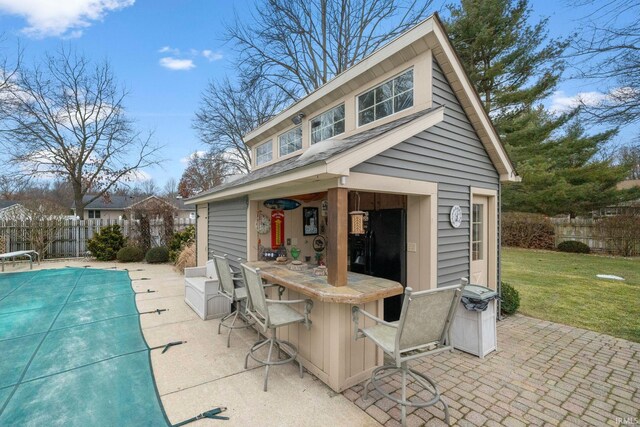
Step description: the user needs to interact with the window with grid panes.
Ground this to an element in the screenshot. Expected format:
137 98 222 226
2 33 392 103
278 126 302 156
310 104 345 144
358 69 413 126
256 141 273 165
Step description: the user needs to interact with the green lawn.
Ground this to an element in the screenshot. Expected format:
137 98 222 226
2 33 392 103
501 247 640 343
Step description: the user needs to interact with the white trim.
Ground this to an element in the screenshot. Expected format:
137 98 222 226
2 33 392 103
342 172 437 196
469 187 498 290
355 67 414 128
244 19 435 141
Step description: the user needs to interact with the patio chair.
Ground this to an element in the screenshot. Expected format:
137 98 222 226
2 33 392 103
241 263 313 391
213 254 254 347
352 284 463 426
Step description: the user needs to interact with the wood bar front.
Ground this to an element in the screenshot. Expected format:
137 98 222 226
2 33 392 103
245 261 403 392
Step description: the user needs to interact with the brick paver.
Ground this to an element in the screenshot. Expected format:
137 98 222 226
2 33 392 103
344 314 640 426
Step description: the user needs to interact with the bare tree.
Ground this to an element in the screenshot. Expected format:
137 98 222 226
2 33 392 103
178 150 229 198
571 0 640 129
193 79 288 174
0 49 161 219
227 0 433 99
0 34 20 115
163 177 178 198
137 179 160 196
619 145 640 180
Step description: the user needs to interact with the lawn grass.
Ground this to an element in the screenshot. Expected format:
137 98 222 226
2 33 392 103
501 247 640 343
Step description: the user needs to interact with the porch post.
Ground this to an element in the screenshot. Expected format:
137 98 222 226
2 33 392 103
327 187 348 286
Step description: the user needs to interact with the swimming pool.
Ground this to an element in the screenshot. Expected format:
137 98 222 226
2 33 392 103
0 267 169 426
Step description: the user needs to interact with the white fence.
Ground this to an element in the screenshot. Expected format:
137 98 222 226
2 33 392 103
0 218 195 259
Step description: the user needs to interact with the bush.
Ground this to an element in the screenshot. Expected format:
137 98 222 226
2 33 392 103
146 246 169 263
557 240 591 254
117 246 145 262
168 225 195 262
174 243 196 273
500 282 520 315
595 214 640 257
502 212 555 249
87 224 126 261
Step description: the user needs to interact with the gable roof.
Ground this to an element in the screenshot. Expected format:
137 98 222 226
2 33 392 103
74 194 195 211
187 107 444 204
0 200 21 211
243 13 516 182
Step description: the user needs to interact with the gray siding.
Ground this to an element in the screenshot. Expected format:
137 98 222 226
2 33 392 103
208 197 248 268
352 60 499 287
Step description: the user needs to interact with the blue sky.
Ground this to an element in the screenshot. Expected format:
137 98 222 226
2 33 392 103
0 0 635 187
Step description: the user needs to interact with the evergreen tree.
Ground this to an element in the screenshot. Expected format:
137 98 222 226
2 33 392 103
445 0 633 216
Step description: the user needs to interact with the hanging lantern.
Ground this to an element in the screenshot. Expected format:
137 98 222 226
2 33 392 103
349 192 366 235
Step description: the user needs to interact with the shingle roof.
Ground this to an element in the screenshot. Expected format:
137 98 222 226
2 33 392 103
0 200 20 210
188 107 437 200
73 195 195 211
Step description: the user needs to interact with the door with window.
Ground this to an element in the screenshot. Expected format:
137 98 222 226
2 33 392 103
470 196 489 285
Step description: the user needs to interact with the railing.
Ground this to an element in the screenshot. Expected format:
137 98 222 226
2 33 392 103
0 218 195 259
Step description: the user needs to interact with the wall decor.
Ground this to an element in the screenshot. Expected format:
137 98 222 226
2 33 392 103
271 210 285 249
449 205 462 228
264 198 301 210
303 207 319 236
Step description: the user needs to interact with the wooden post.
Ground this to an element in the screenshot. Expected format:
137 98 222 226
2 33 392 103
327 187 348 286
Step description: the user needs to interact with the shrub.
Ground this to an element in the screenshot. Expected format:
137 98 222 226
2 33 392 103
595 214 640 257
174 243 196 273
87 224 126 261
117 246 145 262
168 225 195 262
146 246 169 263
500 282 520 315
557 240 591 254
502 212 555 249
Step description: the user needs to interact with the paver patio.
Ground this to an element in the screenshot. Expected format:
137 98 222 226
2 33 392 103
3 260 639 426
345 314 640 426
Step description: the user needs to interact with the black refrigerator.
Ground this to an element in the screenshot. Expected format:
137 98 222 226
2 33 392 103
348 208 406 321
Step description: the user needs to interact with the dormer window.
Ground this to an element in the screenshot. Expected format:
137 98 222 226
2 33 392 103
310 104 345 144
279 126 302 156
357 69 414 126
256 140 273 165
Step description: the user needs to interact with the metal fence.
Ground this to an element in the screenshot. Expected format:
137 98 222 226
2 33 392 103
0 218 195 259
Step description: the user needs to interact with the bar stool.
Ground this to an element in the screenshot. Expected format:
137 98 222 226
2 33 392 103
240 263 313 391
352 285 463 426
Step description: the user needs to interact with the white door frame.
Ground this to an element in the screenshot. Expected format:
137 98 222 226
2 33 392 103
469 187 498 290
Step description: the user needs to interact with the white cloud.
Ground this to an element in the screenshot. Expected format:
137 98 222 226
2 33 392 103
159 57 195 71
124 169 152 182
202 50 223 62
549 88 638 114
180 150 206 163
0 0 135 38
158 45 180 55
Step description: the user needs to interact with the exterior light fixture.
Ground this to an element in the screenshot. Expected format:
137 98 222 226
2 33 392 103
291 113 305 125
349 192 366 235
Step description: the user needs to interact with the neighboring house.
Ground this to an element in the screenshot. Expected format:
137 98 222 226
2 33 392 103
593 180 640 217
72 195 196 220
0 201 31 220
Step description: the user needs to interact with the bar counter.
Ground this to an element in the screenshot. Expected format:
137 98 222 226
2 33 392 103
244 261 403 304
243 260 402 392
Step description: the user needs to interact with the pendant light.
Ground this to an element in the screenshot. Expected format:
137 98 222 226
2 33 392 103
349 192 366 235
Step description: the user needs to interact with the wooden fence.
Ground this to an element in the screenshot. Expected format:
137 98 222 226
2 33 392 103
551 217 640 256
0 218 195 259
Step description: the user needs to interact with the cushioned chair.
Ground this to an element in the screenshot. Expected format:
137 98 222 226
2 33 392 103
352 284 463 426
241 263 313 391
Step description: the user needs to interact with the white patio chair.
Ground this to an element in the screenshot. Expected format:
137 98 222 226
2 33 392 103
352 284 463 426
241 263 313 392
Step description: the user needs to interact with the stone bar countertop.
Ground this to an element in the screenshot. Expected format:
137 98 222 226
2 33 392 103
244 261 403 304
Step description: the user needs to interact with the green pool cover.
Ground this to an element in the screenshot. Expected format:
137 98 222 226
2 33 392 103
0 267 170 426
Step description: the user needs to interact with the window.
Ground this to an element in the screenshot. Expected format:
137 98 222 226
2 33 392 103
278 126 302 156
88 210 101 219
472 204 483 261
256 140 273 165
357 69 414 126
310 104 345 144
